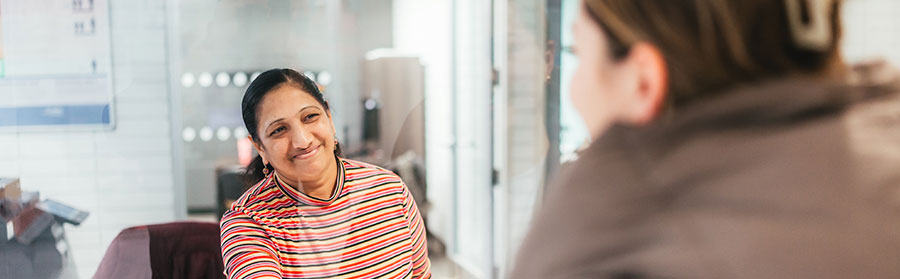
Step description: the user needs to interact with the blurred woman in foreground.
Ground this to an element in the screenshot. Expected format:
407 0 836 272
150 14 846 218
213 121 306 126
513 0 900 278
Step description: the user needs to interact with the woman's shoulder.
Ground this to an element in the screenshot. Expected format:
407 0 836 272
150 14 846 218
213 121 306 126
229 176 281 212
340 158 405 190
341 158 400 177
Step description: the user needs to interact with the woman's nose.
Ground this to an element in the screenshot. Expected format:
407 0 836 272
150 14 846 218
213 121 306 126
290 126 314 148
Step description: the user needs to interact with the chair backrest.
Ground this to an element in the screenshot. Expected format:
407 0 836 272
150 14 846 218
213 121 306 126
95 222 224 279
94 226 152 279
147 222 224 279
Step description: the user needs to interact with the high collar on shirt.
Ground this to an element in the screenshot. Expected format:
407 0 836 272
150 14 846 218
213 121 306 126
273 157 347 206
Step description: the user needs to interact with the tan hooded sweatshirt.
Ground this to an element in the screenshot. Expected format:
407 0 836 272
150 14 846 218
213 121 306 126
511 62 900 279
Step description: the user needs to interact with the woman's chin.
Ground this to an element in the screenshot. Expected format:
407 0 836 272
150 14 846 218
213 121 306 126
291 152 333 180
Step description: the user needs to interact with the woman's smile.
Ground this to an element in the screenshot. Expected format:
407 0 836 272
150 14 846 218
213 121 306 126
290 144 321 161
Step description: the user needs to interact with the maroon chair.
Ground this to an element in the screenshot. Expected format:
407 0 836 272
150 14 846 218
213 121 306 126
94 222 224 279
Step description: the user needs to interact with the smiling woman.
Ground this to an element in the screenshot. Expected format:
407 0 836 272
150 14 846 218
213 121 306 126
220 69 431 279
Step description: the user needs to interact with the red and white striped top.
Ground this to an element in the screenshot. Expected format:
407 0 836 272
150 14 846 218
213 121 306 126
220 158 431 279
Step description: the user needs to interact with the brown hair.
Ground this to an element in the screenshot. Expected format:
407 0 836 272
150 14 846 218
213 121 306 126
583 0 844 107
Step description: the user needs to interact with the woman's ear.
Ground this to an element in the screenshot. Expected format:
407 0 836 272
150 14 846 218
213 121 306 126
249 136 268 165
622 43 668 125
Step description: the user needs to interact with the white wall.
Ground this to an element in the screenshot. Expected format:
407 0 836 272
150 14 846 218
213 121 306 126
392 0 456 253
842 0 900 65
451 0 496 276
495 0 548 277
0 0 178 277
393 1 548 278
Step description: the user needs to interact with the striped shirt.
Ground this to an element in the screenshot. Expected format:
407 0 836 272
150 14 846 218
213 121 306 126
220 158 431 279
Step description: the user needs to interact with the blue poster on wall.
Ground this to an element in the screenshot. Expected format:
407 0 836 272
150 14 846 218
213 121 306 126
0 0 114 130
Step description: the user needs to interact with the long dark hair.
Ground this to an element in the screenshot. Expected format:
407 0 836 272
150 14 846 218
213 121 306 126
241 68 343 186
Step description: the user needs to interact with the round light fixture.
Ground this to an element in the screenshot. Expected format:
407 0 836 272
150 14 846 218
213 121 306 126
198 72 213 88
182 127 196 142
233 72 249 87
181 73 195 88
216 126 231 141
317 71 333 86
215 72 231 87
199 126 214 142
234 127 249 139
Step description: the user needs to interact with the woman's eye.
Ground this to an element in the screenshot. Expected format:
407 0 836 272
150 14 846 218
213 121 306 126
269 126 285 136
305 113 320 121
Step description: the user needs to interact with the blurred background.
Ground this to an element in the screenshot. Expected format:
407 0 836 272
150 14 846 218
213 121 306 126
0 0 898 278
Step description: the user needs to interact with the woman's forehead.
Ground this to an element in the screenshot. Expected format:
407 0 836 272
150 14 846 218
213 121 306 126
258 86 323 118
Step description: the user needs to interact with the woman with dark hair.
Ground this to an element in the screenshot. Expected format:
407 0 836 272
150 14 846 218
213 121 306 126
513 0 900 278
220 69 431 279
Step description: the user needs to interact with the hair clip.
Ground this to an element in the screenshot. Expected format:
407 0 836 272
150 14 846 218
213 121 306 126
784 0 834 51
